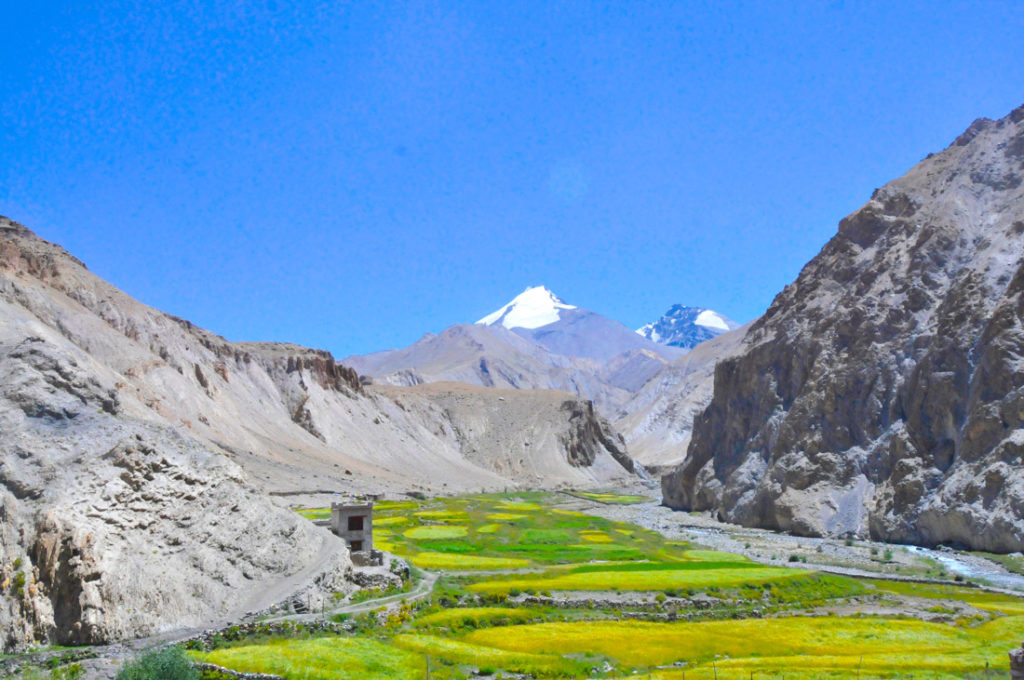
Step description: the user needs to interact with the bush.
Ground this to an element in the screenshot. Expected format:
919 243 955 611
116 646 198 680
788 554 801 563
51 665 85 680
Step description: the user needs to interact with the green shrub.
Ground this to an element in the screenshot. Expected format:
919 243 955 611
116 646 198 680
51 664 85 680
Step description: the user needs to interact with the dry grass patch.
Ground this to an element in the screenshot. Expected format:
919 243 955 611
414 606 539 627
373 516 409 527
487 512 528 521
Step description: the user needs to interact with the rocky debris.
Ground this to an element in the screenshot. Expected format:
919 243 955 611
0 648 98 678
347 569 402 590
663 104 1024 552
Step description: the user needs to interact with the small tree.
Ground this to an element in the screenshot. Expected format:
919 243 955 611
116 646 198 680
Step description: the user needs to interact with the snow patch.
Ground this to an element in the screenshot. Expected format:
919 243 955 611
695 310 730 331
477 286 577 330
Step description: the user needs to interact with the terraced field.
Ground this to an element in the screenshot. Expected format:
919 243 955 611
189 492 1024 679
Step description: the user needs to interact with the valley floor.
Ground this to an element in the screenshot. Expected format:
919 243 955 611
10 491 1024 679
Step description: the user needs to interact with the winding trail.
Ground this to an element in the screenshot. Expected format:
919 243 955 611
261 570 439 624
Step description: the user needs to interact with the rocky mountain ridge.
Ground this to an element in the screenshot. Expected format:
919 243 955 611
636 305 739 350
663 104 1024 553
346 289 734 422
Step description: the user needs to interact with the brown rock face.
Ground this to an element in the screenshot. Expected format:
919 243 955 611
663 104 1024 552
559 400 634 473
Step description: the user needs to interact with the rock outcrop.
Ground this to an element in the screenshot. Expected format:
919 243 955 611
663 104 1024 553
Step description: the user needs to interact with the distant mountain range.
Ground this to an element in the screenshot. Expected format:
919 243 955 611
477 286 685 362
346 286 745 466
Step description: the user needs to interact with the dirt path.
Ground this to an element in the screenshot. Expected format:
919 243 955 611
261 570 439 624
238 534 345 616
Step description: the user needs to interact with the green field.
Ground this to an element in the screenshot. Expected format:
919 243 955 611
566 490 653 505
186 492 1024 679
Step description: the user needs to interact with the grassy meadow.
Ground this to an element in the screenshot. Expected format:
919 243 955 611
189 492 1024 679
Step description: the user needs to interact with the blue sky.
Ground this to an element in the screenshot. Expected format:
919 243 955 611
2 1 1022 356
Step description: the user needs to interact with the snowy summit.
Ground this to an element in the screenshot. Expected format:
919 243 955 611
636 305 739 350
476 286 577 330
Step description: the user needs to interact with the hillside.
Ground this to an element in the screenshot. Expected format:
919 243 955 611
663 105 1024 553
0 219 637 651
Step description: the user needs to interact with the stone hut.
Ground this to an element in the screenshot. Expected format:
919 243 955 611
330 502 374 553
1011 641 1024 680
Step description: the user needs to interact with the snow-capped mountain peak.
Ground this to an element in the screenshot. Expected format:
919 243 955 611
694 309 731 332
476 286 577 330
637 305 738 350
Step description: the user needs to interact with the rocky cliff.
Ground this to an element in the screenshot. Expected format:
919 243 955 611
663 105 1024 553
0 298 352 652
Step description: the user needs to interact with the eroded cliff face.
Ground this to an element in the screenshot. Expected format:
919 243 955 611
663 105 1024 553
0 332 351 652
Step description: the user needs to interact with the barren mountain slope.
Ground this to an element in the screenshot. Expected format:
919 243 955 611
0 286 353 653
0 219 638 651
346 287 687 415
346 323 634 414
615 324 749 469
373 383 635 488
663 105 1024 552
